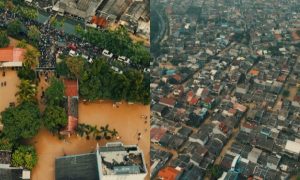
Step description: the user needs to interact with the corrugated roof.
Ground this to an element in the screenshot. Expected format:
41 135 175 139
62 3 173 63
55 153 99 180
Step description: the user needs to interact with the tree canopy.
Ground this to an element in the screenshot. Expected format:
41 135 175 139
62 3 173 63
27 25 41 42
16 79 37 103
0 31 10 48
11 145 38 170
79 59 150 104
7 19 23 37
1 102 41 141
65 56 84 79
43 106 67 134
45 78 65 106
76 26 150 68
23 48 40 68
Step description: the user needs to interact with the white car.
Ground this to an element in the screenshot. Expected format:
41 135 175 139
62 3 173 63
102 49 113 58
117 56 131 64
111 66 123 74
111 66 119 72
81 54 88 59
117 56 126 62
144 68 150 73
88 58 93 63
69 50 77 57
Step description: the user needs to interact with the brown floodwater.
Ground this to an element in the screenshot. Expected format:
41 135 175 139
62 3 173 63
31 101 150 180
0 70 19 113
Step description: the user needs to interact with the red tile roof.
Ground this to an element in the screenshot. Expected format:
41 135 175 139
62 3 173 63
67 116 78 132
158 167 181 180
0 47 25 62
91 16 108 27
64 79 78 97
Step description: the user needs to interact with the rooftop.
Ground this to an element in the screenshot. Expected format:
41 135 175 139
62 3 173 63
99 142 147 176
55 153 99 180
0 47 25 63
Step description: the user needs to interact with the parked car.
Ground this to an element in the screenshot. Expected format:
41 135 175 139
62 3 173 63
102 49 113 58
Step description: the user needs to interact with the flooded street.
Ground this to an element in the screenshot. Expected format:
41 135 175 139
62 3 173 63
31 101 150 180
0 70 19 113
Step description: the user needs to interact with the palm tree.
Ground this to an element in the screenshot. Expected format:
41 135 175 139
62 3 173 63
100 124 111 140
76 124 85 137
110 129 118 139
16 80 37 103
91 125 98 138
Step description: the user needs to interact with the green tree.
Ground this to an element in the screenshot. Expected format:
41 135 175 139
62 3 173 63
27 25 41 42
7 19 23 37
24 48 40 68
11 145 38 170
16 79 37 103
0 31 10 48
43 106 67 134
16 39 27 48
17 66 35 81
18 6 37 20
45 78 65 106
0 138 13 151
100 124 111 140
56 60 70 77
66 56 84 79
1 102 41 141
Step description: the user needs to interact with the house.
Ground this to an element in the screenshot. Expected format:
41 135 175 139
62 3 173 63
284 140 300 159
0 47 25 68
56 142 147 180
52 0 102 18
266 155 281 170
62 79 79 135
159 97 176 108
201 97 215 109
247 147 262 163
150 126 167 143
151 104 169 117
157 166 182 180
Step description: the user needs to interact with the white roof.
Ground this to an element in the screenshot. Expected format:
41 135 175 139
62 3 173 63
196 88 204 97
25 0 32 2
22 170 31 179
0 62 22 67
285 140 300 154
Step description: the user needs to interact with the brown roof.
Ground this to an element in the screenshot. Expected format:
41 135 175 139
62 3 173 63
91 16 108 27
150 127 167 142
67 116 78 132
159 97 176 107
0 47 25 62
64 79 78 97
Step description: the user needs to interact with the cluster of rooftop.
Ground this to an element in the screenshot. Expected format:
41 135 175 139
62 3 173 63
150 0 300 179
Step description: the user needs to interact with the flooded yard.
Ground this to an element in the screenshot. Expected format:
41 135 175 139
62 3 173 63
0 70 19 113
31 101 150 180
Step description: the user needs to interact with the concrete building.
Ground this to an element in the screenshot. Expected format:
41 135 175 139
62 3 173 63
52 0 104 18
55 142 147 180
0 47 25 68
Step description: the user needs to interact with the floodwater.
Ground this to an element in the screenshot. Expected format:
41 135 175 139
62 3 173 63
31 101 150 180
0 70 19 113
